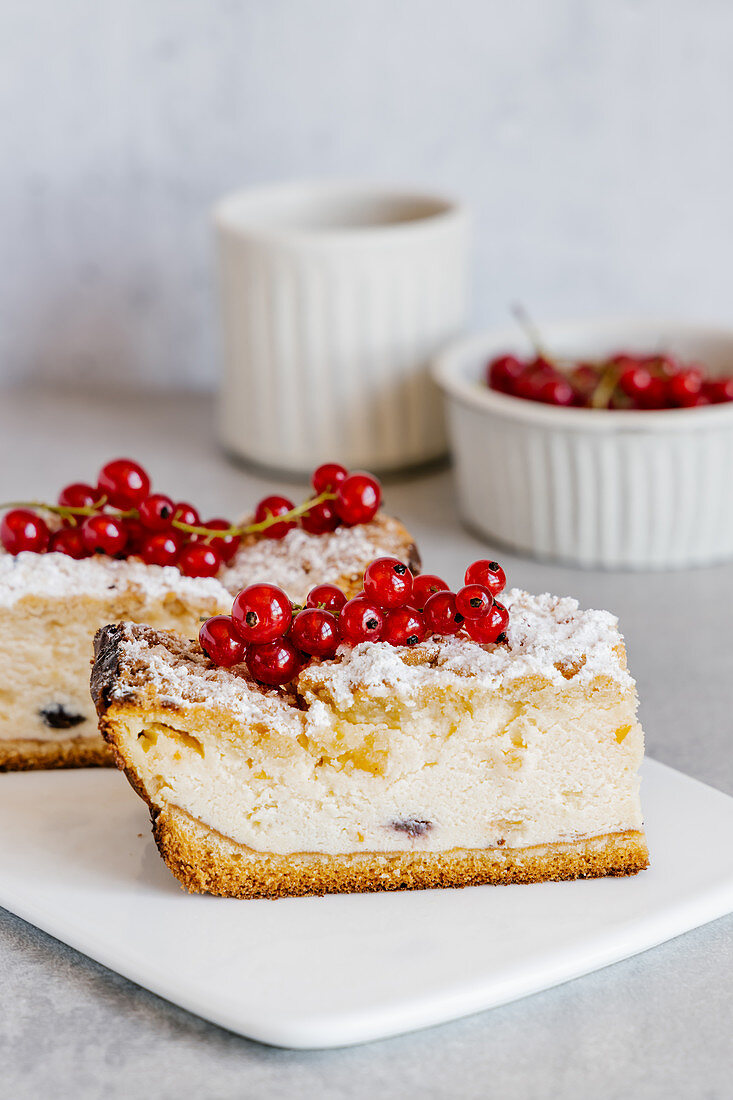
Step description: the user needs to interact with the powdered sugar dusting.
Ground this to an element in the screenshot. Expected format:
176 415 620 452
113 625 300 730
0 515 412 608
220 516 412 604
300 588 634 709
0 550 232 609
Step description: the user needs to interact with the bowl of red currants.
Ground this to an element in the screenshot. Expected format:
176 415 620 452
433 319 733 569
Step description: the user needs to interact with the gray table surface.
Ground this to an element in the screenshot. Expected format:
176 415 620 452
1 387 731 1100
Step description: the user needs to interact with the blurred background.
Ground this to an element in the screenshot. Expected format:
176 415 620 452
2 0 732 392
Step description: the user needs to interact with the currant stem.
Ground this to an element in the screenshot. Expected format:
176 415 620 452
170 490 337 540
590 362 621 409
0 491 337 541
0 500 107 519
512 303 551 361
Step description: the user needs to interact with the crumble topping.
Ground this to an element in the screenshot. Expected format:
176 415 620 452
106 588 633 728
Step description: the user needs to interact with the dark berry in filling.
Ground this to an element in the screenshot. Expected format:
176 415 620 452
392 818 432 838
39 704 87 730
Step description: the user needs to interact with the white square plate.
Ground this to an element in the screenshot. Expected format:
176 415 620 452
1 758 732 1049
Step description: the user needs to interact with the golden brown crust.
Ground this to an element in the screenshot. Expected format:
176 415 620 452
153 804 649 899
0 735 113 772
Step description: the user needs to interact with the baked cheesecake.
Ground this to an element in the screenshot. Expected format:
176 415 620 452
91 589 648 898
0 514 418 770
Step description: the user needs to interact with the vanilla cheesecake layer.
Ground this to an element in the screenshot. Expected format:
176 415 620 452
95 591 644 856
0 513 415 752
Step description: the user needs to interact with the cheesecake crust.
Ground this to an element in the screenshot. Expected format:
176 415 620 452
153 804 649 899
0 735 112 772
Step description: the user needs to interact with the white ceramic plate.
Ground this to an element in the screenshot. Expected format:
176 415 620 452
0 759 731 1049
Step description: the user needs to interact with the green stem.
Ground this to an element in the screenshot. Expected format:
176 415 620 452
0 499 109 521
171 490 336 540
590 362 620 409
512 303 550 361
1 491 337 541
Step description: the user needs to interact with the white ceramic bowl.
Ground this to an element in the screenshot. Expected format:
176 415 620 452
213 181 468 476
433 319 733 569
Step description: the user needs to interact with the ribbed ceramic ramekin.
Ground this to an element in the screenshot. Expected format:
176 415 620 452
433 320 733 569
214 182 468 476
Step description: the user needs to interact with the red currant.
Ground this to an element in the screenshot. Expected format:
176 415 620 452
232 583 293 643
254 495 296 540
312 462 348 493
382 606 426 647
97 458 150 509
334 473 381 526
1 510 51 555
569 363 599 400
423 591 464 635
363 557 413 609
58 482 99 513
305 583 347 613
668 368 703 407
177 542 222 577
199 518 241 564
49 527 90 559
538 375 575 406
246 638 304 687
705 377 733 403
455 584 493 619
338 597 385 644
173 502 200 528
514 358 556 402
411 574 449 611
301 500 340 534
122 517 147 555
487 354 525 394
636 377 669 410
140 531 183 567
81 514 127 556
618 364 654 403
645 353 679 378
199 615 246 667
464 600 509 643
290 608 341 657
464 560 506 596
138 493 175 531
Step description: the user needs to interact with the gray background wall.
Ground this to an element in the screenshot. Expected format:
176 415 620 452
2 0 732 390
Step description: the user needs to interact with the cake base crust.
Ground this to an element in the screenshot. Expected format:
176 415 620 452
0 735 112 772
153 804 649 899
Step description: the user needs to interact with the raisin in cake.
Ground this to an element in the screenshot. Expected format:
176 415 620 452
91 591 648 898
0 514 418 770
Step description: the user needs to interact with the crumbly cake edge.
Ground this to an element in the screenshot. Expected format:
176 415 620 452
0 734 113 771
92 627 649 899
153 805 649 899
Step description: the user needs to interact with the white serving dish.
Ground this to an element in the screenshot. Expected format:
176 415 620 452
1 760 732 1048
433 320 733 569
214 181 468 476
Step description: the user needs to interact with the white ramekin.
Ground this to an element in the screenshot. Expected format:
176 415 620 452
213 181 468 476
433 320 733 569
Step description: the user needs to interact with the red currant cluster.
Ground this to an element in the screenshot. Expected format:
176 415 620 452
488 351 733 410
199 557 509 687
0 459 381 578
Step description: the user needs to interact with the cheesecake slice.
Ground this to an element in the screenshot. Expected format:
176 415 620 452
91 591 648 898
0 514 417 770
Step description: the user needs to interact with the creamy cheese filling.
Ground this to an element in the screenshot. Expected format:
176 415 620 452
122 688 643 855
